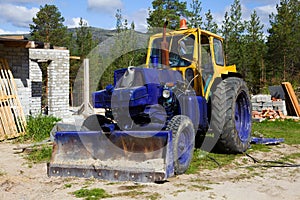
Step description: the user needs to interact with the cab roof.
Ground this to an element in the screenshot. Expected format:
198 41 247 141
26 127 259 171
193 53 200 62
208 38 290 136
150 28 224 41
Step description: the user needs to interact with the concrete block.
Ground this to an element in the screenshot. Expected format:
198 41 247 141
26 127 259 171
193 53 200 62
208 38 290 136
263 101 273 107
252 95 271 103
272 101 286 107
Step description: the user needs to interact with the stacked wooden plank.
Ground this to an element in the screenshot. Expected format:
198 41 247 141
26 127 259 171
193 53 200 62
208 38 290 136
0 58 26 140
252 109 286 121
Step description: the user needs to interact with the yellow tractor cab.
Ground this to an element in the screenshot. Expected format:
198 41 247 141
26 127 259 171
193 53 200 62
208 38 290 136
146 21 238 99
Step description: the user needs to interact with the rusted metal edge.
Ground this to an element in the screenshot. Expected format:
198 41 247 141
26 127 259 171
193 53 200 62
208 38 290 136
47 163 167 183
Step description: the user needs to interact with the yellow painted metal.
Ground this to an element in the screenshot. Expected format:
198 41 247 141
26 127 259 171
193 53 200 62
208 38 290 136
146 28 238 100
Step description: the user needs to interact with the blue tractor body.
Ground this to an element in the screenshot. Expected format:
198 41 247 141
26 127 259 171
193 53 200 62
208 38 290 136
92 67 208 132
48 67 208 182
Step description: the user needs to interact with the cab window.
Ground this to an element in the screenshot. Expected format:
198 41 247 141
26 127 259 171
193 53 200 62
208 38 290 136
150 34 195 68
213 38 225 66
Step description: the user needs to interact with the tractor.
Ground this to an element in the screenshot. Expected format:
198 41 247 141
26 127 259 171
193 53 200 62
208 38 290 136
48 20 252 182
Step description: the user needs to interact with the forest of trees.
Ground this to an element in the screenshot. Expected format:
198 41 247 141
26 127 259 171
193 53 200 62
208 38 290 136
29 0 300 96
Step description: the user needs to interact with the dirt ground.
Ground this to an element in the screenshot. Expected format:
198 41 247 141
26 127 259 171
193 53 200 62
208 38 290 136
0 142 299 200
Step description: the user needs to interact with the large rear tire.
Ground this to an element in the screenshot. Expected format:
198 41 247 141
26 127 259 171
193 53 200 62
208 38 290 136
211 77 252 153
166 115 195 175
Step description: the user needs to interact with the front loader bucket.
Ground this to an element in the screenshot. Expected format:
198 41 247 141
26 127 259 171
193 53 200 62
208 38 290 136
48 131 174 182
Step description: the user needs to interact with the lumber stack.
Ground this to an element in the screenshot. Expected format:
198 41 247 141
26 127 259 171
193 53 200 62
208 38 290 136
0 58 26 140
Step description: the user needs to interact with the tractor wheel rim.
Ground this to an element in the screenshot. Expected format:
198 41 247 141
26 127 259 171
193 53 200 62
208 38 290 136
177 127 193 165
235 91 251 143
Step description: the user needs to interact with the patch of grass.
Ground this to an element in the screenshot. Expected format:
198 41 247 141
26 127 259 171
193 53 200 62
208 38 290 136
187 149 238 174
0 170 6 176
186 120 300 174
63 177 77 182
18 114 60 143
146 192 161 200
117 190 147 198
64 184 72 189
173 183 186 187
188 184 212 191
231 173 252 182
190 178 217 185
248 144 272 152
115 184 148 198
279 152 300 163
83 179 96 187
118 185 146 190
25 145 52 163
105 182 122 186
252 120 300 145
172 189 186 196
72 188 112 200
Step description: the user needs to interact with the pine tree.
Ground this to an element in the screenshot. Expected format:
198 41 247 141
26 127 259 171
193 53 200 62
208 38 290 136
224 0 245 75
29 4 69 47
75 18 96 58
244 10 266 94
29 4 71 106
267 0 300 85
204 9 218 33
147 0 190 31
189 0 202 28
69 18 97 105
115 9 123 33
221 11 231 65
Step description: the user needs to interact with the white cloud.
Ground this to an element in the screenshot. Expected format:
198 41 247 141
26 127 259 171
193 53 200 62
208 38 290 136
87 0 123 14
0 28 29 35
210 1 278 34
242 0 277 4
256 5 277 15
126 8 149 33
66 17 89 28
0 4 39 28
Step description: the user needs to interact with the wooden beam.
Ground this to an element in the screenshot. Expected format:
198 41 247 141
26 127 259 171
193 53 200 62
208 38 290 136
0 35 24 40
282 82 300 117
70 56 81 60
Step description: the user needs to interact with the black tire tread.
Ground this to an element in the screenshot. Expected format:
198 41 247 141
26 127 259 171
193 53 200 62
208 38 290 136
166 115 195 174
210 77 251 153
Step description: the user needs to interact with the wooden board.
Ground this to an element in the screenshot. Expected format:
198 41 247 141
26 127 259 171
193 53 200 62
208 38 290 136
282 82 300 117
0 58 26 140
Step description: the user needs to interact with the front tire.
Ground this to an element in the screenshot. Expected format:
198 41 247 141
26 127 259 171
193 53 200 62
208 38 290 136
166 115 195 174
210 77 252 153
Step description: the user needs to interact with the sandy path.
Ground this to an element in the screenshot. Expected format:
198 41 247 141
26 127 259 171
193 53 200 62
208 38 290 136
0 142 299 200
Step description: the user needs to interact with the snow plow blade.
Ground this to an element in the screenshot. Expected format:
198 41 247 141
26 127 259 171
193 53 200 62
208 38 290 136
48 131 174 182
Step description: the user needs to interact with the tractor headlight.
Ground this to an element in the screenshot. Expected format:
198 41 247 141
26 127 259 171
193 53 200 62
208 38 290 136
163 89 171 99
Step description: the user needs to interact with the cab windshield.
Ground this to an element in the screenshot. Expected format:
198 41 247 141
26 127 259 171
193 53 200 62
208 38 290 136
150 34 195 68
116 69 144 88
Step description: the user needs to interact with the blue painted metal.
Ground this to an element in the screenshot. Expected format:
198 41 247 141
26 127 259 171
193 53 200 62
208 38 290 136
113 68 127 86
177 127 194 166
93 68 184 109
93 67 209 132
56 67 211 182
197 97 208 130
235 91 251 143
151 55 159 68
251 137 284 145
179 95 199 128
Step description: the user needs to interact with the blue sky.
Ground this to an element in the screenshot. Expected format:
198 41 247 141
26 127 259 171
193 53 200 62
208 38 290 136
0 0 279 34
